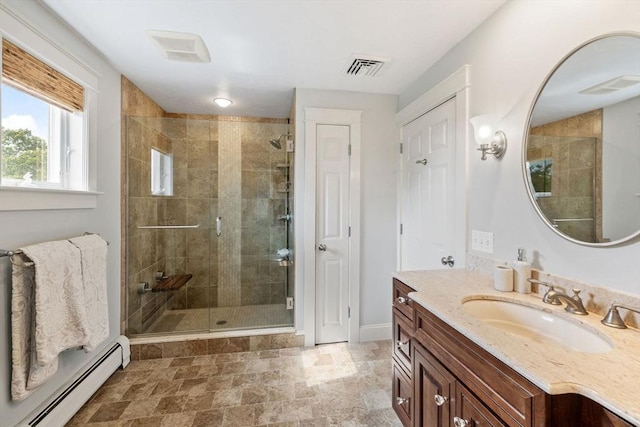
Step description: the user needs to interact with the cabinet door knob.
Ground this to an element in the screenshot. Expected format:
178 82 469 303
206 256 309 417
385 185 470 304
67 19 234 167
396 396 409 406
396 340 409 348
453 417 470 427
396 296 410 305
434 394 447 406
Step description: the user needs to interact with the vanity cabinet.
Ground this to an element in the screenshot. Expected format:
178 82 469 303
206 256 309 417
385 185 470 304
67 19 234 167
392 279 416 425
391 278 635 427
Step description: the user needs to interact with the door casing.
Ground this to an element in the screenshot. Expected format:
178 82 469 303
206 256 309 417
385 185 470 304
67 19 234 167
303 108 362 347
396 65 470 271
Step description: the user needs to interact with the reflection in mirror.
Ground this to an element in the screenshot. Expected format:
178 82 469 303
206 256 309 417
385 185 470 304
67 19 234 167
151 148 173 196
525 34 640 246
527 158 553 198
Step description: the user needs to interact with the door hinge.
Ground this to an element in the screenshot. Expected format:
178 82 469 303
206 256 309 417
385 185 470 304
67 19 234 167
348 306 351 318
400 143 403 154
348 144 352 156
348 226 351 237
400 224 403 235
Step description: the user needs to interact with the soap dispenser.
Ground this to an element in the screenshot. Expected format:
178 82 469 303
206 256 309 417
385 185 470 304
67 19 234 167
513 247 531 294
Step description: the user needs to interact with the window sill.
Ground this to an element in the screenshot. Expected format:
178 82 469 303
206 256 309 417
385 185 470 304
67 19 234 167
0 186 103 211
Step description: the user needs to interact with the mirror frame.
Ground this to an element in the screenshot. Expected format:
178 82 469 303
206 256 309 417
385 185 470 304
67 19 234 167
522 32 640 247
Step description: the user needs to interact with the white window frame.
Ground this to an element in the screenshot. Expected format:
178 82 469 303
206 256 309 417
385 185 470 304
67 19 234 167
0 5 101 211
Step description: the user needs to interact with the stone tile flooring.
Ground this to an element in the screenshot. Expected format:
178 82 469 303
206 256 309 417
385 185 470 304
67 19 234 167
67 340 402 426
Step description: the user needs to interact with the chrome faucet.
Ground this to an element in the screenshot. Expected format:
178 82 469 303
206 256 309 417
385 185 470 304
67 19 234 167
527 278 588 315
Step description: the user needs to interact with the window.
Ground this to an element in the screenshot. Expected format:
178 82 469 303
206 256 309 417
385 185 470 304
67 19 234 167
528 158 553 198
1 38 86 190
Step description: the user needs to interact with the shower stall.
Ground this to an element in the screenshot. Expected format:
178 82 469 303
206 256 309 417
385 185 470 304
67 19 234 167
125 116 294 336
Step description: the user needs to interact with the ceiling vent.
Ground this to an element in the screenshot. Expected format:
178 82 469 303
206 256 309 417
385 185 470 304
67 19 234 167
146 30 211 63
344 54 390 77
580 75 640 95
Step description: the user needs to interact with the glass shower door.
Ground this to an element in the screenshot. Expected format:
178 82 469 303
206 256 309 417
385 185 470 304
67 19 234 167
126 116 211 336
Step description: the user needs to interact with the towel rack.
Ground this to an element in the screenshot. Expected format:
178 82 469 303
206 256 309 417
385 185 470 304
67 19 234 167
0 232 109 267
137 224 200 229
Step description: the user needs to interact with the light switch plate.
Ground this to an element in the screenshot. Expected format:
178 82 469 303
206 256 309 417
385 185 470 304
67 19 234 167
472 230 494 254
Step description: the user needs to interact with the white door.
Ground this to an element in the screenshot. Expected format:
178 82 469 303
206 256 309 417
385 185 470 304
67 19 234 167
316 124 350 344
400 98 456 270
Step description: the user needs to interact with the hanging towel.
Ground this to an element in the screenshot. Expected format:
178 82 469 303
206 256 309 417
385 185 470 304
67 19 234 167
11 240 91 401
69 234 109 352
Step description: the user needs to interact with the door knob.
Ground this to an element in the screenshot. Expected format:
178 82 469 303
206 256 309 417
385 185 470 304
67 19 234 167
441 255 455 267
415 158 428 165
318 243 327 251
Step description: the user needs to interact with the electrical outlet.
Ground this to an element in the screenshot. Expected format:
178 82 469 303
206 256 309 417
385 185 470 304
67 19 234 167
472 230 494 254
286 297 294 310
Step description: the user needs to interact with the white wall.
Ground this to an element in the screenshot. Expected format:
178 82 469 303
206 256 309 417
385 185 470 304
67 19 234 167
293 89 398 333
602 96 640 241
400 0 640 294
0 1 121 425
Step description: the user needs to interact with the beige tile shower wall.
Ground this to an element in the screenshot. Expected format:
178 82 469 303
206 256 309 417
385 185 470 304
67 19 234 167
530 109 603 242
528 135 597 242
218 121 243 306
240 122 289 306
121 76 167 333
127 117 174 334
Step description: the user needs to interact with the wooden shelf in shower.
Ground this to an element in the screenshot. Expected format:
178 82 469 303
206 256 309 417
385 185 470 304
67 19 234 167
152 274 193 292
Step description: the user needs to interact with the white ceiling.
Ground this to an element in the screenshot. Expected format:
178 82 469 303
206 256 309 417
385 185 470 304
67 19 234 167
531 35 640 127
42 0 506 118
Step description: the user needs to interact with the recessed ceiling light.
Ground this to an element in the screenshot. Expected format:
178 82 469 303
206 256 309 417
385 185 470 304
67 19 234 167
213 98 232 108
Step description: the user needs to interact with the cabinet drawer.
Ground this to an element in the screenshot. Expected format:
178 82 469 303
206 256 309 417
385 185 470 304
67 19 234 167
393 308 413 375
392 362 413 427
456 381 508 427
414 303 547 426
393 278 415 323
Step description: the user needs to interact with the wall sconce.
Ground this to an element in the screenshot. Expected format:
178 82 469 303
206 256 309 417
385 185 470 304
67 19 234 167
470 114 507 160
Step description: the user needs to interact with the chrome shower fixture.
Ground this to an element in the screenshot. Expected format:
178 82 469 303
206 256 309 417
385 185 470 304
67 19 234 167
269 133 290 150
269 138 282 149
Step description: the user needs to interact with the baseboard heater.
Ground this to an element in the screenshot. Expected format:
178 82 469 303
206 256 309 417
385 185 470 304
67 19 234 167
19 335 131 427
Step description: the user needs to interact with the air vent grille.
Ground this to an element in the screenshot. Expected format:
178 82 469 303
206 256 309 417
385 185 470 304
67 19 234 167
146 30 211 63
580 75 640 95
344 54 390 77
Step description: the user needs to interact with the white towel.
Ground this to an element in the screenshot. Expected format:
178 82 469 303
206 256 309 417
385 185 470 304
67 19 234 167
69 234 109 352
11 240 91 400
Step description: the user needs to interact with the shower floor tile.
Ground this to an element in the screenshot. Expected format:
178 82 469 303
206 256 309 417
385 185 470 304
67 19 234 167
68 340 402 426
147 304 293 334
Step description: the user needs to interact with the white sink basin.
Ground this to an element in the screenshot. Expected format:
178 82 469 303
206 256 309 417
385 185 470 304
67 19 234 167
462 298 614 354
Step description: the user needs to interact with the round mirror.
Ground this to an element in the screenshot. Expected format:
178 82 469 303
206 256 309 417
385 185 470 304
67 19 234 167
524 34 640 246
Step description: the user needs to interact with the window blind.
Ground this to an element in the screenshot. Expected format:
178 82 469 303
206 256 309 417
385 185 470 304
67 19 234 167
2 38 84 112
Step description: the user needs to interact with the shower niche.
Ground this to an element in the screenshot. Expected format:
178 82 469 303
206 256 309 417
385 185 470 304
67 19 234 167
126 116 294 336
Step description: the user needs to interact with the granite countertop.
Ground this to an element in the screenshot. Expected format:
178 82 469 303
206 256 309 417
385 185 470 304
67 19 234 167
393 269 640 425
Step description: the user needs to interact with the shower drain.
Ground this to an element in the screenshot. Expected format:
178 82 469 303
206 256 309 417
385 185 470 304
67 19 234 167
216 320 227 325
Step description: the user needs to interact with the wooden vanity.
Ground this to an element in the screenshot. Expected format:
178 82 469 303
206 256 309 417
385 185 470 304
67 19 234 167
391 277 636 427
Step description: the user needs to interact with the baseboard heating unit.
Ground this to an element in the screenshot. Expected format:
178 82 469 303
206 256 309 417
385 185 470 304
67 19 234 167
19 335 130 427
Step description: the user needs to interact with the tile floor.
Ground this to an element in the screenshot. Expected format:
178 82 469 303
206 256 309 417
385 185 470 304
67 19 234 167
67 340 402 426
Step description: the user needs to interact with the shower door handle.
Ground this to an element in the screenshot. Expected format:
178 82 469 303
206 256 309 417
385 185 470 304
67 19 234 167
216 216 222 237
